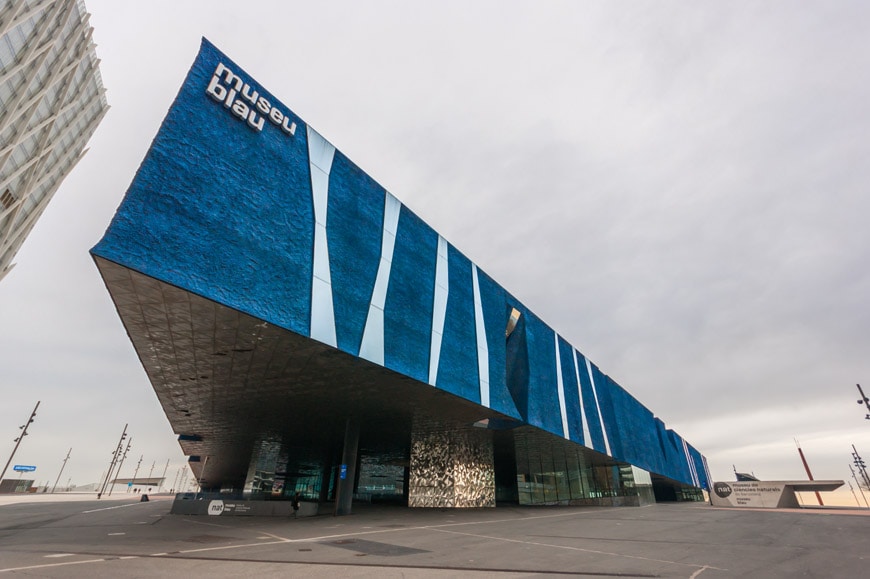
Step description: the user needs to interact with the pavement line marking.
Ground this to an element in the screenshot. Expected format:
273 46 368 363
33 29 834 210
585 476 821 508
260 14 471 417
0 559 106 574
138 510 635 560
690 566 711 578
165 511 599 557
274 509 604 544
430 528 727 572
119 556 139 560
43 554 74 558
181 518 229 528
107 532 126 536
257 531 292 541
426 510 601 529
151 553 169 556
82 503 143 514
175 540 290 555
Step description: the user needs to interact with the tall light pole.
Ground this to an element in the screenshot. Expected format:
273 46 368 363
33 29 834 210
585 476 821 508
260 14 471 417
857 384 870 421
51 448 72 494
847 481 862 508
97 424 127 499
108 438 132 496
171 466 180 494
196 456 209 499
852 445 870 488
0 401 40 483
130 455 142 493
848 464 869 508
159 459 169 491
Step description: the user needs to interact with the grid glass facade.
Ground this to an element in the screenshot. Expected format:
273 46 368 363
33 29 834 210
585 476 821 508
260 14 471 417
0 0 108 281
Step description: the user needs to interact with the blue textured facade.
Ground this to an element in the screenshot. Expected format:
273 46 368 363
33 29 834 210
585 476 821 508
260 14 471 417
92 39 707 492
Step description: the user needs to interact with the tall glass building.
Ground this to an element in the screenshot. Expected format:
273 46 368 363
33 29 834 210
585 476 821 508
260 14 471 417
93 39 709 513
0 0 108 282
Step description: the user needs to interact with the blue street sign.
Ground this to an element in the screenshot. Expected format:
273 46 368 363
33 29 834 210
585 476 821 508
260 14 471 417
13 465 36 472
339 464 347 480
128 481 134 487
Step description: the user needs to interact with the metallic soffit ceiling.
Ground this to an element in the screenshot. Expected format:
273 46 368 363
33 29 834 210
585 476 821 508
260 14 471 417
94 256 545 486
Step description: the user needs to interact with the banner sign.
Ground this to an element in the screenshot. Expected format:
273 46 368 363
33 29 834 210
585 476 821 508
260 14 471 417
710 481 798 508
13 465 36 472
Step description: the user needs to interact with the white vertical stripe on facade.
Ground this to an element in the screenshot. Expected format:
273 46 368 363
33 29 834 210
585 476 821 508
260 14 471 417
359 192 402 365
572 350 593 448
682 439 699 487
702 455 712 489
307 126 337 348
688 440 698 486
428 236 449 386
554 333 569 439
585 357 612 456
471 264 489 407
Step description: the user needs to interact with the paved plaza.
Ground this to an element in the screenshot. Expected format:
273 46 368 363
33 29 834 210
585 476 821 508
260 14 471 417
0 495 867 577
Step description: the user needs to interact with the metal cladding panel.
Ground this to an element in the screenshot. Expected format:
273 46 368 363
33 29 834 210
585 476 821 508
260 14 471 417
588 362 613 456
557 337 585 445
656 419 687 481
688 443 708 489
91 39 314 336
435 245 480 403
475 269 521 421
383 206 437 383
606 378 658 469
666 428 692 483
522 310 563 437
326 151 385 355
575 353 607 453
91 39 707 489
597 376 625 460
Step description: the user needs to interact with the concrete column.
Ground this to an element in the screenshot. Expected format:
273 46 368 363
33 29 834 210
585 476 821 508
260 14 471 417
333 417 360 516
319 458 333 503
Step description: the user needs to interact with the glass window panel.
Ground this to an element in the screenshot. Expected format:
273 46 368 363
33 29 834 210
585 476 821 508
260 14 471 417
554 448 570 502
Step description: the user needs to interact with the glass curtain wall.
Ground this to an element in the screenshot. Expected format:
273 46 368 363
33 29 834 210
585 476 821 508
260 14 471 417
514 428 642 505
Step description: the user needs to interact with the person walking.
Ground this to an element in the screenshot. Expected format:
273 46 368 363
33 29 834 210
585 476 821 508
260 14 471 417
292 491 301 518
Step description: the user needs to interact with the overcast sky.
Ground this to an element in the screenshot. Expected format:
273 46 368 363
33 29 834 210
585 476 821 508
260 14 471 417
1 1 868 501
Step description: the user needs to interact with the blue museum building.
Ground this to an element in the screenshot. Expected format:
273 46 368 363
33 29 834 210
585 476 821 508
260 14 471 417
92 39 709 512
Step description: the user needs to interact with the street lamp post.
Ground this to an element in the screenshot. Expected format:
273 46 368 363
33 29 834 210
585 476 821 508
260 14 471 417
130 455 142 493
159 459 169 491
848 464 869 508
852 445 870 488
171 466 180 494
196 456 209 499
97 424 127 499
0 401 40 483
51 448 72 494
857 384 870 421
108 438 132 496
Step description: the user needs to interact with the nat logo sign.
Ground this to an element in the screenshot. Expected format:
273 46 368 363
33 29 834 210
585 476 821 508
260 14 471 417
714 483 732 498
207 500 225 516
